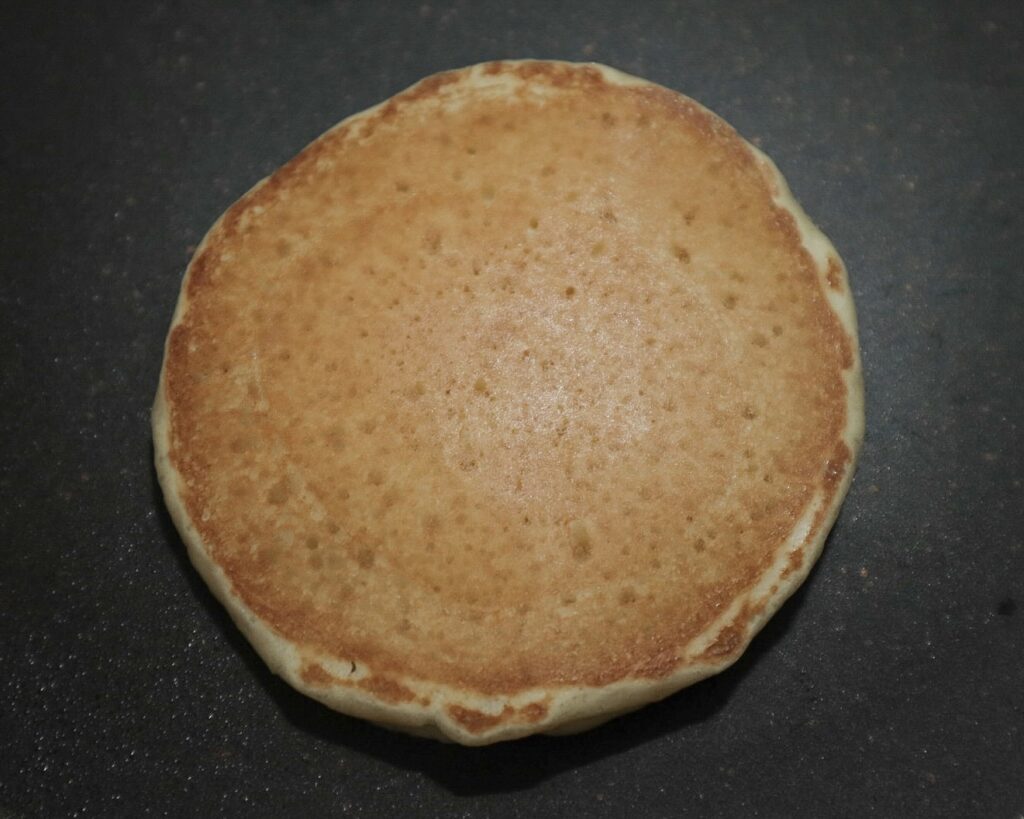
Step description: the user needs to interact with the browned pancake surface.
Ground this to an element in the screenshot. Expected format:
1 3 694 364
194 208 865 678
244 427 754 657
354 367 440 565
159 62 857 725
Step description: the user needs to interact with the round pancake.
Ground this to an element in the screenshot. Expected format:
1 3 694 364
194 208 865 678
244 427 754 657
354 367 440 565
153 60 864 744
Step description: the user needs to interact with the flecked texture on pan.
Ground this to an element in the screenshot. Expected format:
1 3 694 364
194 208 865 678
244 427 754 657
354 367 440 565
153 60 864 744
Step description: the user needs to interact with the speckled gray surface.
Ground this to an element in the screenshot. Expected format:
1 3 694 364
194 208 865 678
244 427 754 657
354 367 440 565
1 1 1022 816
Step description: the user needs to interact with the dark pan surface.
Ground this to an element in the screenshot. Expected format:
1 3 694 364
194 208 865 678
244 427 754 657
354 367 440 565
1 2 1021 815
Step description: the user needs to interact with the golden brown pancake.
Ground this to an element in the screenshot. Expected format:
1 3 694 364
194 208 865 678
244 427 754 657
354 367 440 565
153 60 864 744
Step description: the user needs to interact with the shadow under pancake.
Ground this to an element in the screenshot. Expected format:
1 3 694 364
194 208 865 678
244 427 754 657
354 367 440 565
152 455 832 795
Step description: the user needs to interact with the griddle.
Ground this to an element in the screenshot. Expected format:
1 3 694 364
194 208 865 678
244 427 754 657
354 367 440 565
1 2 1021 816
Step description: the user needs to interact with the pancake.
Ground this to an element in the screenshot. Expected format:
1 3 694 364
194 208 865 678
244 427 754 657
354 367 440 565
153 60 864 744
